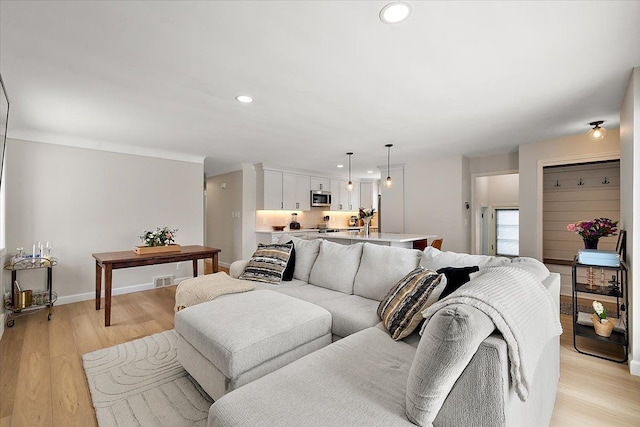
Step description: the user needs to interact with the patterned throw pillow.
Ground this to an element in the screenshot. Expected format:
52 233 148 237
239 243 293 284
378 266 444 340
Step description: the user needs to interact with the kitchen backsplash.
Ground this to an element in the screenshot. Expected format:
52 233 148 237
256 209 378 231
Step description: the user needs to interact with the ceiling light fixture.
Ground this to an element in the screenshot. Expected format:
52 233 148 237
379 1 413 24
235 95 253 103
337 164 344 168
347 152 354 191
588 120 607 142
384 144 393 188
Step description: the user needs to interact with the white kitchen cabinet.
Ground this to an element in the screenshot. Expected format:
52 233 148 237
310 177 331 192
349 184 360 211
334 180 359 211
297 175 311 210
261 169 283 210
283 173 310 210
257 167 310 211
360 181 378 210
330 179 341 210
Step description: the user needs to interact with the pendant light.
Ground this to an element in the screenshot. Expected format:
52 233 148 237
588 120 607 142
346 152 354 191
384 144 393 188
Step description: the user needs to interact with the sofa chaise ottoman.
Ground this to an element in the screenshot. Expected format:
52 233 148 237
175 289 332 400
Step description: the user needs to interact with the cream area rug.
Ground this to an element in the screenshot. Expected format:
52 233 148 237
83 330 213 426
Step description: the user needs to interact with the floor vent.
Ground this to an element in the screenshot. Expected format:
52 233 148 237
154 275 174 288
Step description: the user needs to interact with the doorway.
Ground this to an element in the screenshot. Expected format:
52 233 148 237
473 173 519 256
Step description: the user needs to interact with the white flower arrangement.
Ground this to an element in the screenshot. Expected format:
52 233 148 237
592 300 608 324
358 208 375 219
139 227 178 247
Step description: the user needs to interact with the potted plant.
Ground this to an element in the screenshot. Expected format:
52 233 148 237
566 218 618 250
135 227 180 254
591 300 615 337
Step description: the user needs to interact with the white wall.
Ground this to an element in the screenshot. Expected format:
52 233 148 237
241 163 257 260
379 165 405 233
518 129 620 259
475 174 519 207
620 66 639 375
405 155 470 253
469 152 519 175
4 139 204 303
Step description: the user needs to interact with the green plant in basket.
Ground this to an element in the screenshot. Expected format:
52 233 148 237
592 300 607 323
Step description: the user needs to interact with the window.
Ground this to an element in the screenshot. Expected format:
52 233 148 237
496 209 519 256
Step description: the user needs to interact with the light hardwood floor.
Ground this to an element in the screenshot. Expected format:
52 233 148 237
1 287 639 426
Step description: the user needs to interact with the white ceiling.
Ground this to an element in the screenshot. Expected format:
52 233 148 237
1 1 639 178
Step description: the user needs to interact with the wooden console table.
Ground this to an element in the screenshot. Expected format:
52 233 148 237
93 245 220 326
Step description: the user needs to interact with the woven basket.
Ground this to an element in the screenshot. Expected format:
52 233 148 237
591 314 615 337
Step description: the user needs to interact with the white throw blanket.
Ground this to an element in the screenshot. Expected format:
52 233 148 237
421 266 562 401
174 272 255 312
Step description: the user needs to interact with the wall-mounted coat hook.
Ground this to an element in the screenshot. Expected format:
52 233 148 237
577 178 584 186
602 177 610 184
554 180 561 187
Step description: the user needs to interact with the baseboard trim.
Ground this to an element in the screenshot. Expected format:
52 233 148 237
56 275 192 306
0 313 4 341
219 261 231 269
630 359 640 376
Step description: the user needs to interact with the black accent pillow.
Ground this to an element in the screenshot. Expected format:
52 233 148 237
436 266 479 300
282 241 296 281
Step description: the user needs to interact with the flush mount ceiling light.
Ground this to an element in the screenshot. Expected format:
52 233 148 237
235 95 253 103
337 164 344 168
346 152 354 191
379 1 413 24
384 144 393 188
588 120 607 142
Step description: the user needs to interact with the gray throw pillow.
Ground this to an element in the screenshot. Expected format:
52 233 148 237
308 240 363 294
276 237 321 282
353 243 422 301
406 304 495 426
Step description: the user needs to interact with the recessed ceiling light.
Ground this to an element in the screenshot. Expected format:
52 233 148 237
235 95 253 103
367 170 373 174
337 164 344 168
380 1 413 24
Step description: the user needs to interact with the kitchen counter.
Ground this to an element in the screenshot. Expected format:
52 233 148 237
256 228 364 245
304 231 439 249
256 227 363 234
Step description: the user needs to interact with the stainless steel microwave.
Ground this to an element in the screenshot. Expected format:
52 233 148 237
311 190 331 207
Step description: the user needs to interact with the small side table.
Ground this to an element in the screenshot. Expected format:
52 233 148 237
93 245 220 326
4 257 58 327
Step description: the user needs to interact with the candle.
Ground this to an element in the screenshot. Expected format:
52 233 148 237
32 244 36 258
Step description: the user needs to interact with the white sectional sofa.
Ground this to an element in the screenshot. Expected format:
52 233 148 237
175 236 561 427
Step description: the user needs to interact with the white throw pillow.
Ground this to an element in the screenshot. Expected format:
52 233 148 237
309 240 363 294
353 243 422 301
277 236 321 283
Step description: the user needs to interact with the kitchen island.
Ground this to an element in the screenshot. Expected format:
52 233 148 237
304 231 439 249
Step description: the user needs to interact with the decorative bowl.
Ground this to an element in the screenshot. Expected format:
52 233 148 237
272 225 286 231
